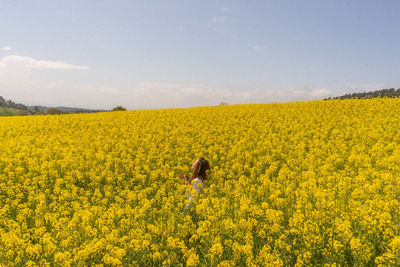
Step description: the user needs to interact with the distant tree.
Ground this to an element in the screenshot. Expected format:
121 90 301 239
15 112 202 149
324 88 400 100
219 102 228 106
113 106 127 111
6 100 16 108
0 97 6 107
15 103 28 110
35 110 46 115
46 108 64 115
31 106 41 114
73 109 86 114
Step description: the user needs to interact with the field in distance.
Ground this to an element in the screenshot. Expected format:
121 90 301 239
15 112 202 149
0 98 399 266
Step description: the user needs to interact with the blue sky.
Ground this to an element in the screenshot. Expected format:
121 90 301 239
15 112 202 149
0 0 399 109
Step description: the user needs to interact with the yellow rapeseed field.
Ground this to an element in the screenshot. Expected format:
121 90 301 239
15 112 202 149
0 98 399 266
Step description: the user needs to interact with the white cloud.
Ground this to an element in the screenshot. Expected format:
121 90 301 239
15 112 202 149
11 81 333 110
310 88 333 98
253 45 268 51
212 16 226 24
130 82 334 109
0 54 88 83
0 68 334 109
0 55 88 70
0 81 124 109
137 82 203 89
204 15 236 37
1 46 12 51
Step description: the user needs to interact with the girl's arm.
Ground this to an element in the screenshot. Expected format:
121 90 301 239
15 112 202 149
178 173 189 185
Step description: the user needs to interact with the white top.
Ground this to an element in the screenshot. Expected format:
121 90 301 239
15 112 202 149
186 177 204 207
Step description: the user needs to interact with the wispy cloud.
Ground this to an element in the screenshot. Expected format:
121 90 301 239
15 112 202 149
309 88 333 98
0 77 336 110
0 54 88 85
204 15 236 37
0 81 123 109
133 82 334 108
252 45 268 51
0 55 88 70
137 82 203 89
1 46 12 51
211 16 226 24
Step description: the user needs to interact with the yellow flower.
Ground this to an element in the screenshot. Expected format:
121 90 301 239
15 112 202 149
0 98 399 265
186 250 200 266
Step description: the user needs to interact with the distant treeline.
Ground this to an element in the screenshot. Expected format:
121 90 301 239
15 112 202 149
0 96 28 110
324 88 400 100
0 96 110 116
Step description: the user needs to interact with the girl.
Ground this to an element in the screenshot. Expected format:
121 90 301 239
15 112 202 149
178 158 210 210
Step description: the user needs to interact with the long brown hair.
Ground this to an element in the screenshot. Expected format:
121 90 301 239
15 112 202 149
189 158 210 183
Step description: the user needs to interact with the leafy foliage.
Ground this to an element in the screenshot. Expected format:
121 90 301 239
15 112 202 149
112 106 127 111
0 96 108 116
325 88 400 100
45 108 65 115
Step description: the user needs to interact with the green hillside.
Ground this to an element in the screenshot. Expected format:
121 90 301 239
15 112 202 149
0 107 31 116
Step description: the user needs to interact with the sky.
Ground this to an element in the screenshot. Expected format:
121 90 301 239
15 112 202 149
0 0 399 110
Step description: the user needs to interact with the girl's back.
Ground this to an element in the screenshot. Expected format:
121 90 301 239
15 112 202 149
187 178 204 205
